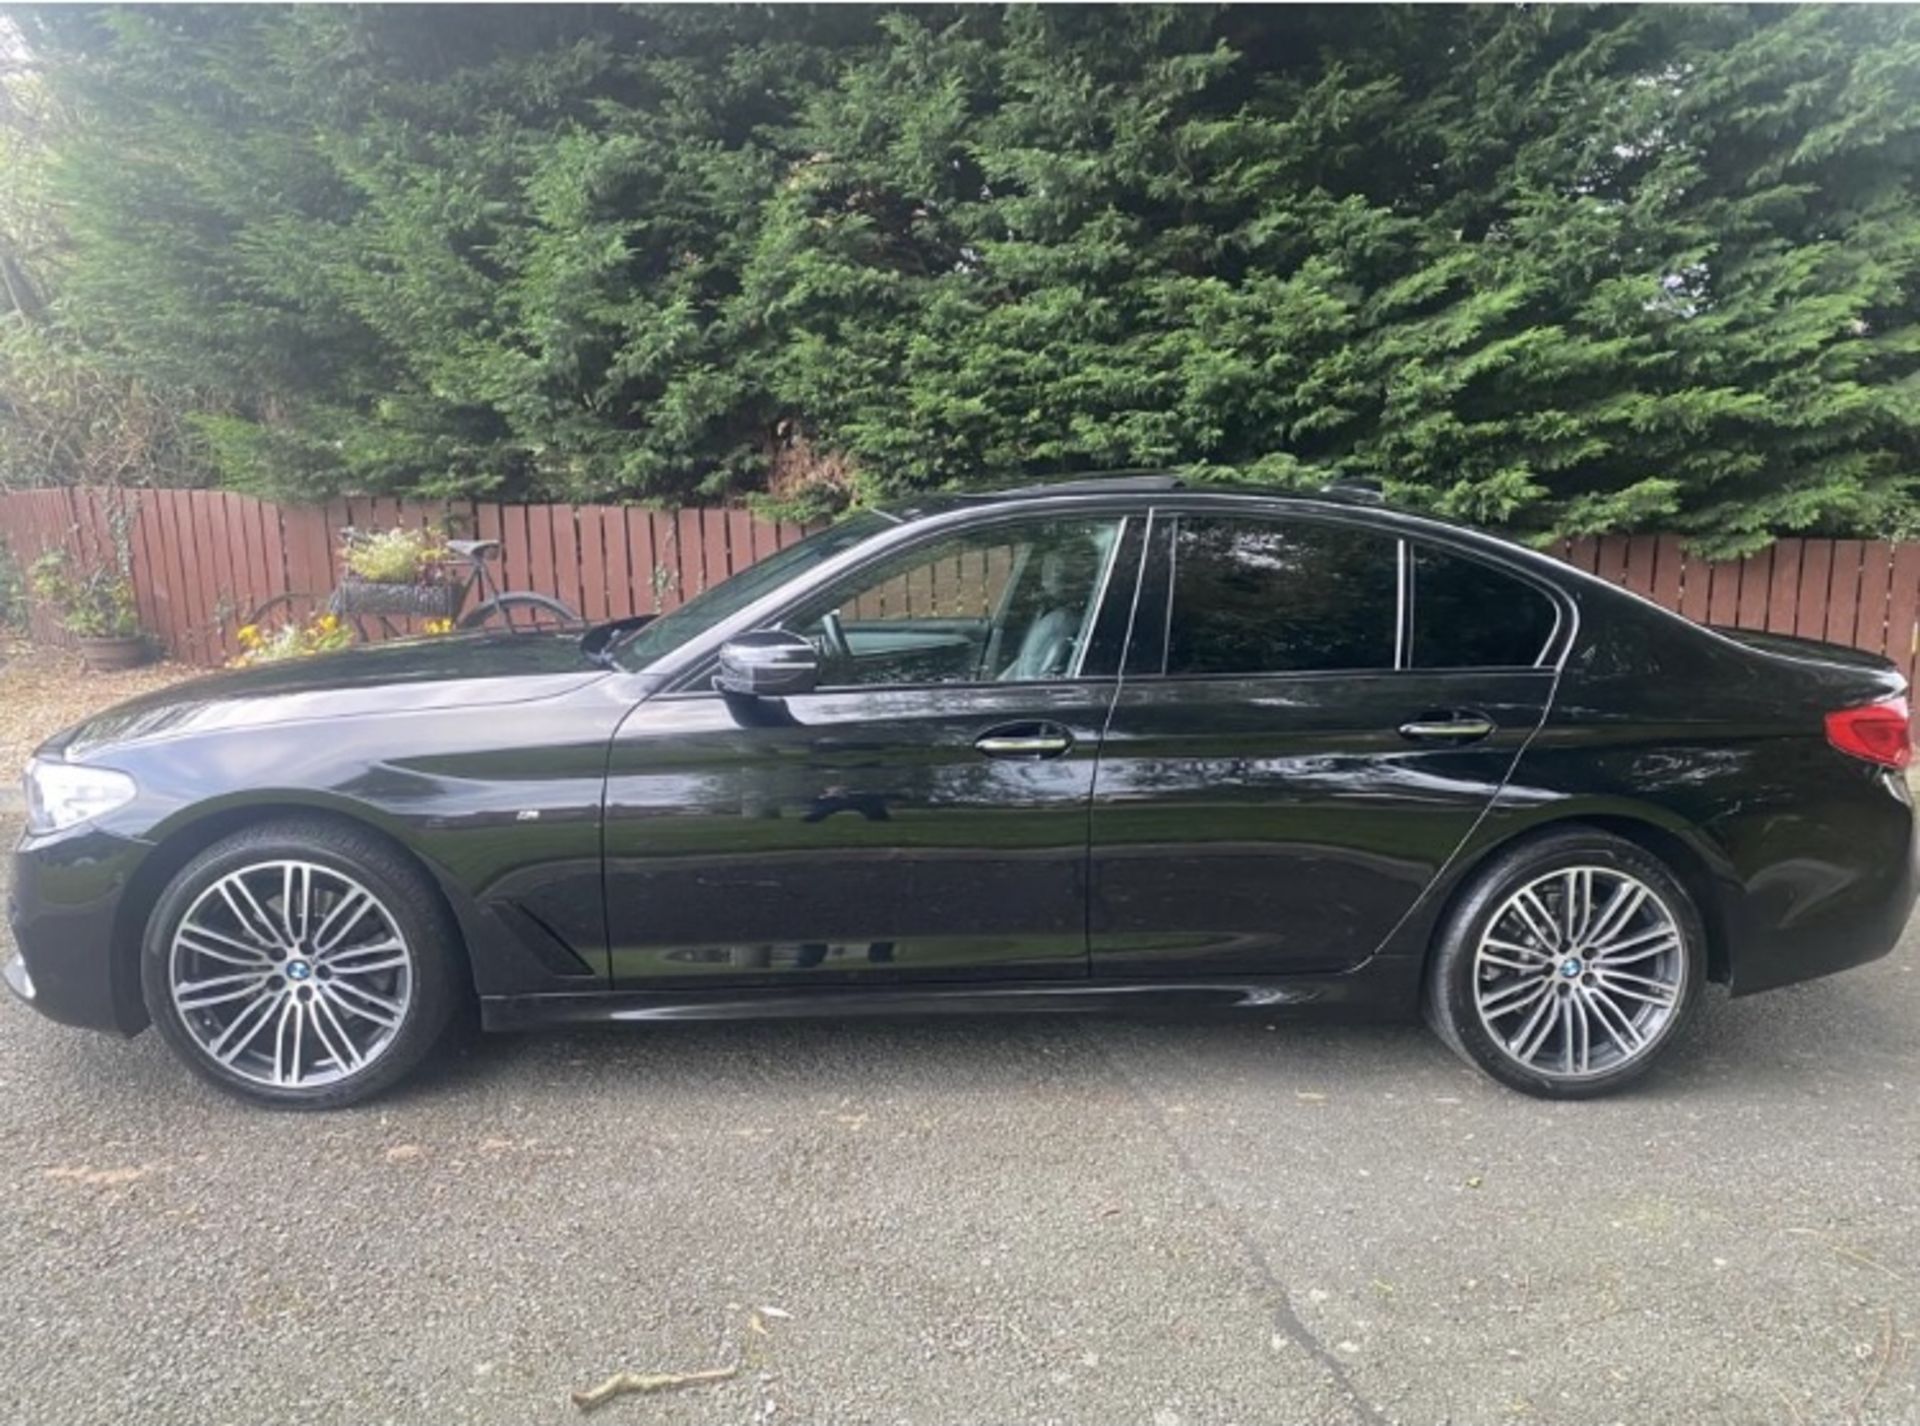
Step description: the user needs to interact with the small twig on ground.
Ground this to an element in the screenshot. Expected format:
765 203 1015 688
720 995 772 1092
1784 1227 1907 1285
1849 1308 1895 1424
571 1306 785 1412
1833 1244 1907 1284
571 1364 739 1412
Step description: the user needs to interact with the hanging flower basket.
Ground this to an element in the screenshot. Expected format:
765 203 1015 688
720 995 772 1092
334 526 459 619
333 575 461 620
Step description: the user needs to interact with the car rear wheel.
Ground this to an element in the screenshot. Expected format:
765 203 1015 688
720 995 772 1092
141 819 461 1109
1424 829 1706 1098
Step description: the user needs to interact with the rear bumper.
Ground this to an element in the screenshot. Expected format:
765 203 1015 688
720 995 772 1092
1723 769 1919 996
7 825 151 1035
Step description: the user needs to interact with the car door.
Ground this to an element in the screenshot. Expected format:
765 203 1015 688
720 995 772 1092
1090 507 1563 977
603 510 1143 988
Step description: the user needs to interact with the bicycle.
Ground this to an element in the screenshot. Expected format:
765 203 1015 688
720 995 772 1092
245 529 582 644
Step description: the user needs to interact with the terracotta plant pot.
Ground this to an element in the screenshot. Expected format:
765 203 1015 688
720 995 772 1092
77 634 148 673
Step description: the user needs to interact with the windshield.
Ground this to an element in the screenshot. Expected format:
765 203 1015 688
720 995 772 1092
613 511 896 671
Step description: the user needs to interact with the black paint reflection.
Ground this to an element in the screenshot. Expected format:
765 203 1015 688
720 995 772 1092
604 682 1118 985
1091 669 1556 974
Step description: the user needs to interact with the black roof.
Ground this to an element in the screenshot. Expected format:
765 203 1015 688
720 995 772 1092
885 470 1394 519
996 470 1382 503
873 471 1588 585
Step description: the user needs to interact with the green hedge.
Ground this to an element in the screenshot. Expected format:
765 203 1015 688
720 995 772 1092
9 4 1920 552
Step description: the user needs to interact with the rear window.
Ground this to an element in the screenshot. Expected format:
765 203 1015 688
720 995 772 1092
1410 546 1557 669
1163 517 1399 675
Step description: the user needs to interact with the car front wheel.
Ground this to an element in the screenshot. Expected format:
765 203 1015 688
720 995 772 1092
141 818 461 1109
1425 829 1706 1098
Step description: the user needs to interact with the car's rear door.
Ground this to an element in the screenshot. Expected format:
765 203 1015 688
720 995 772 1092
602 509 1145 988
1090 506 1563 977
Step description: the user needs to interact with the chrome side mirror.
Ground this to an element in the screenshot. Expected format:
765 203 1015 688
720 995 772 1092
714 629 819 697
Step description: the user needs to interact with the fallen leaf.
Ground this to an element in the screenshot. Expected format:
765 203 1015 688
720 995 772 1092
385 1144 424 1163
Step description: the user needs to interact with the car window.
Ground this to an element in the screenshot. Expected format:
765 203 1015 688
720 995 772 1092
1411 545 1557 668
614 511 895 671
781 517 1127 688
1162 516 1398 675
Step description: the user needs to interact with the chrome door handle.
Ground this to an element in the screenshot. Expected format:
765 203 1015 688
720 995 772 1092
1398 715 1496 742
974 725 1074 759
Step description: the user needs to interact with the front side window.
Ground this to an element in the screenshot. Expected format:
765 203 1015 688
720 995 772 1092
615 512 895 671
1410 545 1557 668
1162 516 1399 675
782 517 1127 688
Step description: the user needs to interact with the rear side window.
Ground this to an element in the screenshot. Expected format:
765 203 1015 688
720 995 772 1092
1411 546 1557 669
1163 517 1398 675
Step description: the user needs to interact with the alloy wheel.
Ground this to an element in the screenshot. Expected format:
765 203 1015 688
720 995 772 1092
168 860 414 1089
1472 865 1686 1081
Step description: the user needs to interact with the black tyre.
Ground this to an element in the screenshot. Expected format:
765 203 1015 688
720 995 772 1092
140 818 463 1110
459 592 581 633
1424 828 1706 1099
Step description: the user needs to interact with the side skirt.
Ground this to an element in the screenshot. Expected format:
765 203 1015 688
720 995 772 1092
479 959 1422 1031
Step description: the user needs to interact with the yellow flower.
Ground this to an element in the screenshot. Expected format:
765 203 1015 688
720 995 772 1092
423 617 454 635
236 623 261 646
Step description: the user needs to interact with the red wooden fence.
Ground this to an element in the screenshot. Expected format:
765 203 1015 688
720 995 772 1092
4 488 1920 693
0 487 820 666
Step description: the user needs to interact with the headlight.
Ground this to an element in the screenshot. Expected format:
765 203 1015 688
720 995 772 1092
22 758 137 835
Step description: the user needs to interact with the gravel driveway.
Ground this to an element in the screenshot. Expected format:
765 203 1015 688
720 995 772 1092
1 806 1915 1426
0 639 199 789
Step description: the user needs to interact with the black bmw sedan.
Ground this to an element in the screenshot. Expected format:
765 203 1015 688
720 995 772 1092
8 476 1916 1107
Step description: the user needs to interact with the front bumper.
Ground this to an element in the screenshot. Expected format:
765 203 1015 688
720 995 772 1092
7 824 152 1035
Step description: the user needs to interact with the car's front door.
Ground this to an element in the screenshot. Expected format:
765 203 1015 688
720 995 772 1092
604 511 1142 988
1090 509 1562 977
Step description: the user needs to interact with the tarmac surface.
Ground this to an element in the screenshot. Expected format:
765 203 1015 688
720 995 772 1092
1 807 1915 1425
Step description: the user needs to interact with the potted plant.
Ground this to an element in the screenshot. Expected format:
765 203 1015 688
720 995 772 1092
335 526 460 621
30 549 147 671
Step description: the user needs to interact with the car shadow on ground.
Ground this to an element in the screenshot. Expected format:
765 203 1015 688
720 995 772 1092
401 957 1916 1111
18 956 1909 1116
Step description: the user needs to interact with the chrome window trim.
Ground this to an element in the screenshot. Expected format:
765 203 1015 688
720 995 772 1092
1066 516 1132 680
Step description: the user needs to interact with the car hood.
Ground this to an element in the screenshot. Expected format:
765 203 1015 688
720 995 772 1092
48 632 611 761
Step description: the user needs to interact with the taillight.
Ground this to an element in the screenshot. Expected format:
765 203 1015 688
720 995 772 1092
1825 696 1912 769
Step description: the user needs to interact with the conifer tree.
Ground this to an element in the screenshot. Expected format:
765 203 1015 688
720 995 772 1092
6 5 1918 552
